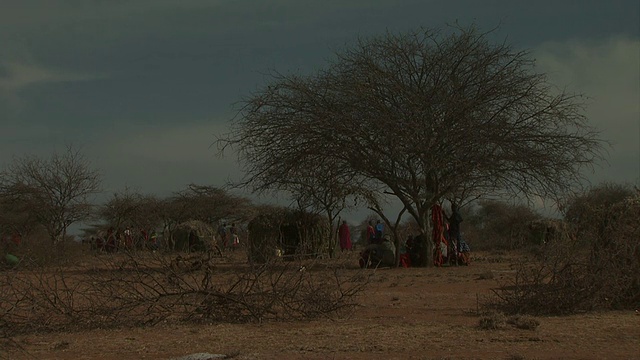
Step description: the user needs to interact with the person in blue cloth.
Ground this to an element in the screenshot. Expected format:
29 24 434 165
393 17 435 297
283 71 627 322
375 220 384 241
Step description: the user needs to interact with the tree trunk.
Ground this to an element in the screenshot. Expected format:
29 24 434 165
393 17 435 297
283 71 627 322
328 222 337 258
421 209 434 267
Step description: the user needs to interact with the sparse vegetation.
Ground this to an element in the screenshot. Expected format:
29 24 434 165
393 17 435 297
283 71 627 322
0 20 633 360
0 252 367 336
478 311 540 331
486 185 640 315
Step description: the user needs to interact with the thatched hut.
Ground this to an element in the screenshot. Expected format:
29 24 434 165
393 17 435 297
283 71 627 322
247 208 330 263
171 220 216 252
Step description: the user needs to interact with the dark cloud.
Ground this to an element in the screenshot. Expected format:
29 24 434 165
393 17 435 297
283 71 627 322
0 0 638 210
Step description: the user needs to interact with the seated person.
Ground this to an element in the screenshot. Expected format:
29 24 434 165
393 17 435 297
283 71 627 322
407 233 428 267
458 237 471 265
399 236 412 268
359 235 396 268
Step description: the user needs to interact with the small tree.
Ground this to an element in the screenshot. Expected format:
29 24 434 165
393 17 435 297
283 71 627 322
0 145 101 244
562 182 635 245
100 189 162 234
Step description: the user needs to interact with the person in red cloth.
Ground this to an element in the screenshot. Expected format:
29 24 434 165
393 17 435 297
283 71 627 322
338 220 352 251
366 221 376 245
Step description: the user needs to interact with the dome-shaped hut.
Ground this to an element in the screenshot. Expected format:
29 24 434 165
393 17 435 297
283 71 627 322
171 220 216 252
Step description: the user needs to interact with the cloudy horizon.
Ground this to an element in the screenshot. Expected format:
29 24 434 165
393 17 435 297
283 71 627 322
1 1 638 224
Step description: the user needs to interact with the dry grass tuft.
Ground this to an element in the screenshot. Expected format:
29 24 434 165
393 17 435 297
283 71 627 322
508 315 540 330
478 311 507 330
478 311 540 331
477 270 494 280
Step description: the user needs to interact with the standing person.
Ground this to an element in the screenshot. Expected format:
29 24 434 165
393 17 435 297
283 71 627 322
217 223 227 249
375 220 384 242
124 227 133 249
149 230 159 251
366 221 376 245
105 227 116 252
230 223 240 250
447 203 463 263
188 230 197 252
338 220 352 252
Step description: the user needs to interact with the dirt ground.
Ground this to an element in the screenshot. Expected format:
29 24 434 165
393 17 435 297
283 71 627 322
2 250 639 360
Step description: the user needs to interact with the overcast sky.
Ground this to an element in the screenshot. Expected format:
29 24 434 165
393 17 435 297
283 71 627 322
1 1 639 220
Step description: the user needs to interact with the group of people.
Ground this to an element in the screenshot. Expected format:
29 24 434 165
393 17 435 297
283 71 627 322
365 220 385 244
358 219 397 268
338 218 397 267
337 218 385 253
357 203 471 268
217 223 240 250
94 226 159 252
285 202 471 268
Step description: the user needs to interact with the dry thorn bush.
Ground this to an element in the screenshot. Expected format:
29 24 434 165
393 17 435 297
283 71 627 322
0 250 369 336
486 190 640 315
507 315 540 330
478 311 539 331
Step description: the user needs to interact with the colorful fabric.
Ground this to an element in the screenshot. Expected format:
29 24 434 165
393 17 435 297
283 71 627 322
459 238 470 252
339 222 352 250
431 204 449 266
366 225 376 243
399 253 411 268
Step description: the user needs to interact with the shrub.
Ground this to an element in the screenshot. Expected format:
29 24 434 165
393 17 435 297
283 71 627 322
2 230 88 268
488 185 640 315
464 200 542 251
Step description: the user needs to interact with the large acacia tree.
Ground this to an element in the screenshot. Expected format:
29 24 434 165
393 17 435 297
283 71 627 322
220 25 603 265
